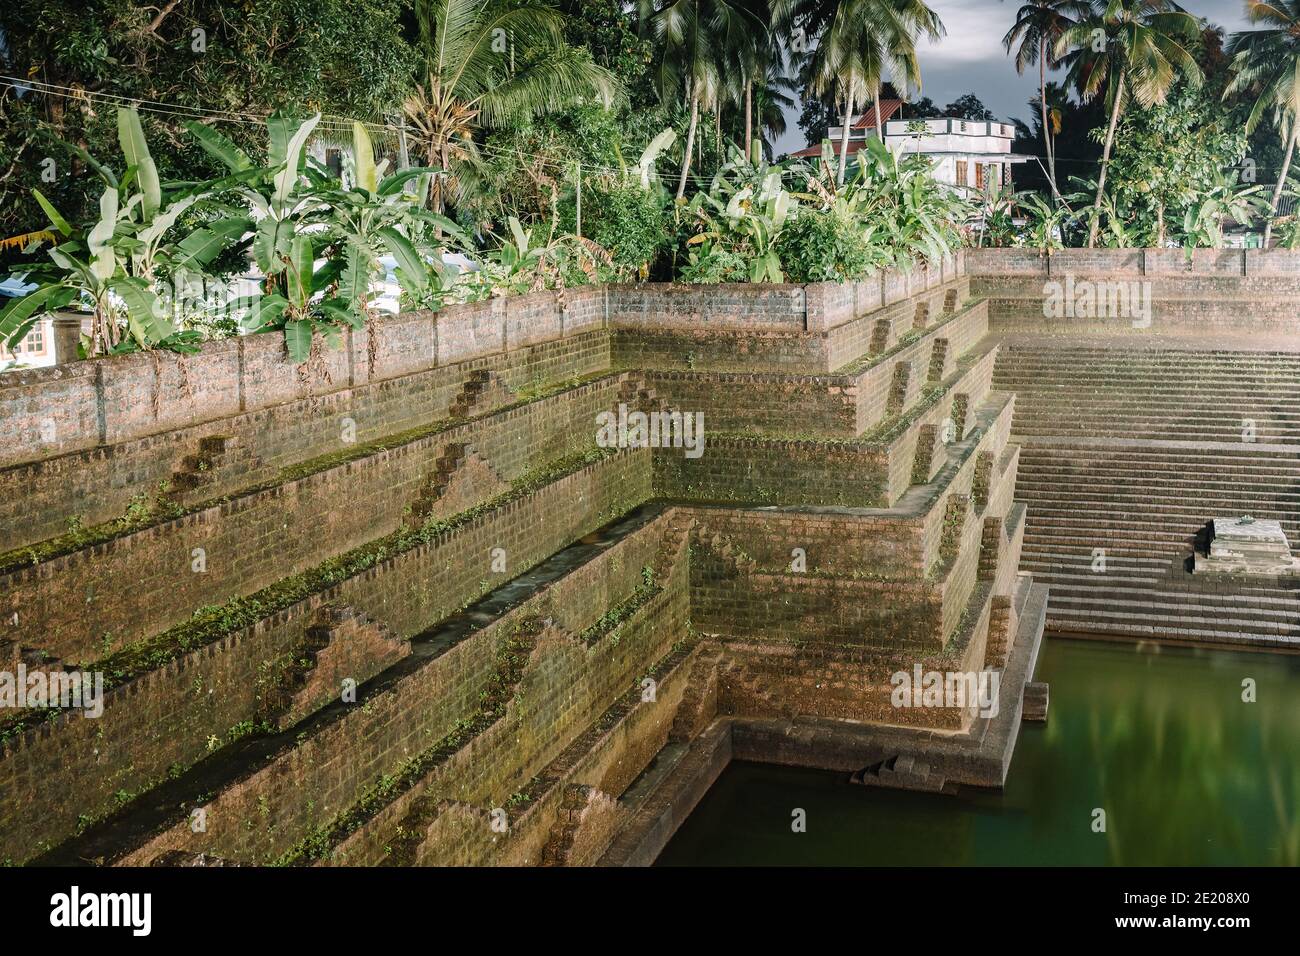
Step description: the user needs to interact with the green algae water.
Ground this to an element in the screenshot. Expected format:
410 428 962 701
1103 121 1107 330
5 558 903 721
658 638 1300 866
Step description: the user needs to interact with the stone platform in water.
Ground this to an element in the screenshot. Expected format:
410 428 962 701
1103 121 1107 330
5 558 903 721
1196 517 1300 576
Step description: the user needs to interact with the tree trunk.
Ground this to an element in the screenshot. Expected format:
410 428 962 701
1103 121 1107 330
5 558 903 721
677 93 700 200
1089 74 1125 248
837 89 855 185
1040 42 1058 201
745 81 754 163
874 88 884 141
435 142 450 216
1265 120 1298 248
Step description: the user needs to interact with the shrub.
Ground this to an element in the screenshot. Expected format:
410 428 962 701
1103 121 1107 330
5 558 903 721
775 211 874 283
579 181 669 277
677 239 749 284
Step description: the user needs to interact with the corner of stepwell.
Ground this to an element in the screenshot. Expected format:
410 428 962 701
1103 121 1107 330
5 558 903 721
6 247 1300 866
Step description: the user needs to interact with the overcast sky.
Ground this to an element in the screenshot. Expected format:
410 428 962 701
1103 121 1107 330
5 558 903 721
774 0 1254 154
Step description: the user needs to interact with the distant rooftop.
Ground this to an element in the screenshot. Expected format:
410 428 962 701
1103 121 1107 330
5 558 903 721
792 107 1016 158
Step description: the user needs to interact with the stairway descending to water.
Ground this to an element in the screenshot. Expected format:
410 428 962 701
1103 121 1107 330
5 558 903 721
994 339 1300 648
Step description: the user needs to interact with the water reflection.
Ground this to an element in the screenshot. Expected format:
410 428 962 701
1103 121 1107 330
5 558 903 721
658 639 1300 866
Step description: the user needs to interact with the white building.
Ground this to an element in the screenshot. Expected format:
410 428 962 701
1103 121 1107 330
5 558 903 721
794 100 1032 202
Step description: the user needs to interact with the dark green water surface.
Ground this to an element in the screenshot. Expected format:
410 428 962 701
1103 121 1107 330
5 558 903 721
658 638 1300 866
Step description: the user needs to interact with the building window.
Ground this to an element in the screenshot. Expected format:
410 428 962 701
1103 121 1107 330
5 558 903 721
9 326 44 355
956 160 967 186
975 163 984 190
0 324 43 362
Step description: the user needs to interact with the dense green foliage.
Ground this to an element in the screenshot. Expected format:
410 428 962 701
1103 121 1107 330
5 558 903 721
1101 85 1252 246
13 0 1295 373
575 180 670 276
0 0 415 249
775 210 874 282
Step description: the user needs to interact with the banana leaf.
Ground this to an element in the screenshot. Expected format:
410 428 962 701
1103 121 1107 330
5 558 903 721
283 318 314 363
109 276 175 345
32 189 73 237
117 107 161 220
183 121 252 173
0 284 77 347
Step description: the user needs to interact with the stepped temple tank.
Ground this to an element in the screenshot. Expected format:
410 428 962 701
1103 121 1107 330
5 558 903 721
8 246 1300 867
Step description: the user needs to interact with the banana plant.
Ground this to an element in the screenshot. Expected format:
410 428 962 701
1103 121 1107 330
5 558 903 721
310 122 465 321
685 167 792 283
1066 177 1137 249
1017 191 1070 253
1178 169 1265 249
0 107 229 356
190 116 464 361
632 128 677 190
186 113 335 360
238 232 357 360
785 136 973 270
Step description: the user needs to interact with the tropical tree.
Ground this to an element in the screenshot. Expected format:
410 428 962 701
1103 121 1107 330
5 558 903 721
1225 0 1300 247
750 62 800 157
729 0 785 161
1003 0 1090 201
0 0 415 250
640 0 765 198
402 0 618 214
1057 0 1204 246
1104 83 1250 244
795 0 944 183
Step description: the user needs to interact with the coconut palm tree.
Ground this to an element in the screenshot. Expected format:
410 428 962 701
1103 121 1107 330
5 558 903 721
403 0 618 214
797 0 944 184
1057 0 1203 247
641 0 765 197
751 61 800 157
1003 0 1090 202
1032 80 1074 168
1225 0 1300 247
726 1 789 162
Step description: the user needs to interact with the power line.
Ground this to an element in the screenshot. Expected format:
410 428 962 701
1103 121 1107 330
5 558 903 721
1 75 763 184
0 76 633 177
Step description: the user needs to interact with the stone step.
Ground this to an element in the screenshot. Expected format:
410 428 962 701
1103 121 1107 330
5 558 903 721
997 351 1300 365
1017 452 1300 470
1018 441 1300 459
1045 609 1300 641
1010 405 1300 421
1018 477 1300 499
1047 589 1300 623
1045 582 1300 613
997 366 1300 381
1021 502 1300 526
1017 484 1300 507
996 376 1300 393
1014 426 1300 442
1012 415 1300 433
1008 401 1300 417
1022 557 1300 589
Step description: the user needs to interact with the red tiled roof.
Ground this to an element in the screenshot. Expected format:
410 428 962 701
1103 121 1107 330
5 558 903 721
852 99 903 129
789 99 904 158
791 139 870 159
